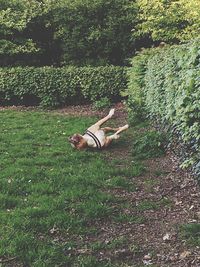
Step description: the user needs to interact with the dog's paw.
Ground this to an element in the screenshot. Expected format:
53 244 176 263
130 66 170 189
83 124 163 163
114 134 120 140
119 124 129 131
108 108 115 118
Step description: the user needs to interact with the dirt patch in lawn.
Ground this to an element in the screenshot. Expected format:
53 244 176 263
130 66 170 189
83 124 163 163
0 102 128 126
54 102 128 125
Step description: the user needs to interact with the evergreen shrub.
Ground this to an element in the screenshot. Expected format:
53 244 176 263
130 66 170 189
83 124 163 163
128 39 200 177
0 66 127 107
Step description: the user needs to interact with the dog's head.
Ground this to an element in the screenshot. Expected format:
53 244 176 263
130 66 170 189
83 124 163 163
68 134 87 150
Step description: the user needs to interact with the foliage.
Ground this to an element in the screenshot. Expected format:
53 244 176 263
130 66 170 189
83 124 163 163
128 38 200 177
50 0 138 66
135 0 200 43
0 66 127 107
1 0 200 66
92 97 112 110
144 39 200 175
123 48 155 124
0 0 138 66
132 130 166 160
0 0 42 56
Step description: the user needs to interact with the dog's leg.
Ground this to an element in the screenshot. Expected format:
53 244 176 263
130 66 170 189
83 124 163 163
103 124 129 148
102 127 120 133
115 124 129 135
87 108 115 132
102 124 129 134
104 134 120 148
95 108 115 127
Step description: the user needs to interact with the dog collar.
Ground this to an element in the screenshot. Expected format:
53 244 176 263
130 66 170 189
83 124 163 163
84 130 102 149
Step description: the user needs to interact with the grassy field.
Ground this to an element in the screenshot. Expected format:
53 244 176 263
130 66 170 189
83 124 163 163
1 110 199 267
0 110 145 266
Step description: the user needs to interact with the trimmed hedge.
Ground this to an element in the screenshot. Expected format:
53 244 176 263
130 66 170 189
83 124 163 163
128 39 200 178
0 66 128 107
124 49 154 123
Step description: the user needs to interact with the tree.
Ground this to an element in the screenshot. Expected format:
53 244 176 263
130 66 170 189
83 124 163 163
0 0 139 66
0 0 42 56
135 0 200 43
48 0 138 66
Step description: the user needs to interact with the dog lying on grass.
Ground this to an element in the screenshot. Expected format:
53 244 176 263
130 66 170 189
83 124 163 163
69 108 129 150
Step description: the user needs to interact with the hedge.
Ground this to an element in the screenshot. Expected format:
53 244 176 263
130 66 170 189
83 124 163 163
128 39 200 178
0 66 128 107
124 48 154 123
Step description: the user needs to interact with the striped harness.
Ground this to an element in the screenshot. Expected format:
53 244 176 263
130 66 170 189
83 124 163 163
84 130 102 149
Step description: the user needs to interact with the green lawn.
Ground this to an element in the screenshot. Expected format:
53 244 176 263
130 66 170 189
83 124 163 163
0 110 143 266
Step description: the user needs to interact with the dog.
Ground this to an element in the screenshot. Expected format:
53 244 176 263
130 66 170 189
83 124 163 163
68 108 129 150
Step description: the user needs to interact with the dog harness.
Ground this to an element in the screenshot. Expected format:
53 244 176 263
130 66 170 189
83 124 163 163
84 130 102 149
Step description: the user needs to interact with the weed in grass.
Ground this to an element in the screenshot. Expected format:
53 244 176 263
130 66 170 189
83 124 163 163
129 243 143 254
74 255 114 267
136 198 171 212
110 162 145 178
107 236 128 249
90 241 107 251
105 176 136 192
179 223 200 246
136 200 158 212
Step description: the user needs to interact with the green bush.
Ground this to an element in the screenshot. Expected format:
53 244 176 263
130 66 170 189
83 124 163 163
132 130 166 160
0 66 127 107
92 97 112 110
128 38 200 177
123 49 155 124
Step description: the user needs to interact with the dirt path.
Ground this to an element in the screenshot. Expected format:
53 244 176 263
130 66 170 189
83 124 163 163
1 103 200 266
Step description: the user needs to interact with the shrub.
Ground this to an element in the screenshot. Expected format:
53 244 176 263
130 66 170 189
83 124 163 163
128 38 200 178
92 97 111 110
0 66 128 107
132 130 166 160
123 48 155 124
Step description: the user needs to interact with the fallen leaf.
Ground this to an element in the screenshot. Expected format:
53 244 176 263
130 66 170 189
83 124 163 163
179 251 191 259
163 233 171 241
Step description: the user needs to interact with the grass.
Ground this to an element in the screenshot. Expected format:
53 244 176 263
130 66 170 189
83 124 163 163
1 109 194 266
179 223 200 246
0 110 145 266
136 198 171 212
